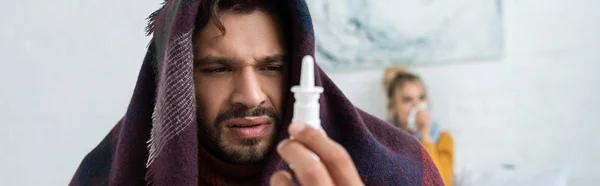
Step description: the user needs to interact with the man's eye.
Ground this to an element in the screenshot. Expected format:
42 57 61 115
202 67 230 73
261 65 283 72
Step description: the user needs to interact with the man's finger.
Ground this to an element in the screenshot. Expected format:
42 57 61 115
270 170 294 186
276 139 334 186
288 122 364 186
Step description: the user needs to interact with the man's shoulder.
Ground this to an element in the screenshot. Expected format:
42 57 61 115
348 111 445 185
351 108 429 162
70 121 123 186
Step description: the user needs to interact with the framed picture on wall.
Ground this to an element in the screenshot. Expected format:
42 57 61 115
306 0 504 71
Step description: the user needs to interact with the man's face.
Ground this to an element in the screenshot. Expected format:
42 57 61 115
193 10 287 164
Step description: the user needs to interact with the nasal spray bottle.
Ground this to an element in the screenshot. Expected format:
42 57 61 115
290 55 323 161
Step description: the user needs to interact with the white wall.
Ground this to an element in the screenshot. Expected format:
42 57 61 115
0 0 160 185
328 0 600 185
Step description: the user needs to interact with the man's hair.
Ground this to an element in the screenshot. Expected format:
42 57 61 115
195 0 289 35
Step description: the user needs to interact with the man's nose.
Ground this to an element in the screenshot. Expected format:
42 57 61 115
230 69 267 108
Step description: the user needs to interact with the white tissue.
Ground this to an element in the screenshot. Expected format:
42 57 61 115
407 102 428 131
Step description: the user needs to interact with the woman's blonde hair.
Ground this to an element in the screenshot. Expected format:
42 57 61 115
383 66 428 129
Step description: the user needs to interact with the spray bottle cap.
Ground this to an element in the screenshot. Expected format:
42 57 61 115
292 56 323 93
291 55 323 129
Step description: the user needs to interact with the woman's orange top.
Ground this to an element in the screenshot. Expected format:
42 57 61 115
421 131 454 186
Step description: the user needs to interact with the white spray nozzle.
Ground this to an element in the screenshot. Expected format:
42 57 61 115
291 55 323 129
300 55 315 88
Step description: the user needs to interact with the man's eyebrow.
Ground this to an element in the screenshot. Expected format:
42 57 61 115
194 56 238 66
256 54 286 65
194 54 286 66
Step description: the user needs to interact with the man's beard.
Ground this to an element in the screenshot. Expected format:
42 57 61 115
197 105 280 164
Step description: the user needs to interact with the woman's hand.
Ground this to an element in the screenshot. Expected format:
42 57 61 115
416 110 433 143
270 122 364 186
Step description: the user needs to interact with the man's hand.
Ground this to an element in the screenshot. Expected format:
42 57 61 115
270 122 364 186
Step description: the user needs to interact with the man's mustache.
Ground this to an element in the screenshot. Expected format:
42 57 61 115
214 106 280 126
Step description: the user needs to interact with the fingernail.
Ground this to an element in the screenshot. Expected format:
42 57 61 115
277 139 289 151
310 152 321 162
289 122 306 135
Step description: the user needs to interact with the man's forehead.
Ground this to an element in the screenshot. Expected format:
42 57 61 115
194 10 281 41
192 10 286 66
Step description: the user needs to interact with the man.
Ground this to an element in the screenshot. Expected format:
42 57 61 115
70 0 444 185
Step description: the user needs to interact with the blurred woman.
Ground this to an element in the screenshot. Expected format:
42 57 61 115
383 66 454 186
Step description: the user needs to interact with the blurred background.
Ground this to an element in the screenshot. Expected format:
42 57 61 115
1 0 599 185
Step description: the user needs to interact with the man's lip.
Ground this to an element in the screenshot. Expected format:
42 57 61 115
227 124 271 139
224 116 272 127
